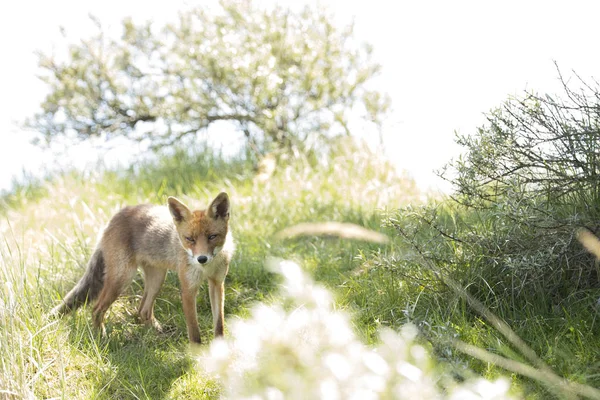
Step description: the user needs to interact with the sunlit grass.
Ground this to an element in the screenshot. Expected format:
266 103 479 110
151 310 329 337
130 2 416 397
1 138 599 398
0 139 420 398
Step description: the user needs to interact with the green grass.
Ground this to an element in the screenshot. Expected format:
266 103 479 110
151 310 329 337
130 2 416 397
1 139 599 398
0 140 420 398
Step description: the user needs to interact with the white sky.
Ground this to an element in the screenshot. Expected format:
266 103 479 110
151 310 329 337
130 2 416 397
1 1 599 193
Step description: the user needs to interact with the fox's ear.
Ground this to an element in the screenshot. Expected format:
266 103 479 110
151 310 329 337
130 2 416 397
167 197 191 223
208 192 230 220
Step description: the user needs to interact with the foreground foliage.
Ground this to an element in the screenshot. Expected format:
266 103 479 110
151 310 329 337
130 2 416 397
202 259 514 399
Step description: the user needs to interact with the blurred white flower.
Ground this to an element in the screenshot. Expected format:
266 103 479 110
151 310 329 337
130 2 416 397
449 378 512 400
200 260 516 399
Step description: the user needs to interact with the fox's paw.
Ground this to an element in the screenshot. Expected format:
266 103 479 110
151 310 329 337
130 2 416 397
96 323 107 339
157 323 177 335
150 318 163 333
139 315 164 332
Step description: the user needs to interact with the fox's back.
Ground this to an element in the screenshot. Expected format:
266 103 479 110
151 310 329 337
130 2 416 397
100 204 182 269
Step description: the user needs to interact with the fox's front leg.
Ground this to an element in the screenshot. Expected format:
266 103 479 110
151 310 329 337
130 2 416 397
208 278 225 337
179 271 201 344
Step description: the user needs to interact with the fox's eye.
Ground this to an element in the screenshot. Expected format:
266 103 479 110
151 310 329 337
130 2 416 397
185 236 195 243
208 234 218 241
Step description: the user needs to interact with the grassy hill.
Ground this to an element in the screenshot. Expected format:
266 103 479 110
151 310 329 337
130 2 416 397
1 139 599 399
0 140 420 398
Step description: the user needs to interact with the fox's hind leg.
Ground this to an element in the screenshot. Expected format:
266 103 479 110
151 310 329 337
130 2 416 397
92 258 137 335
138 264 167 331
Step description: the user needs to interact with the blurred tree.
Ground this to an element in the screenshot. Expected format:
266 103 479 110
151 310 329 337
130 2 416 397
28 0 389 154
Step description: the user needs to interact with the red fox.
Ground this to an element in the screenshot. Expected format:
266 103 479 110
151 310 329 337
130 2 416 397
50 192 234 344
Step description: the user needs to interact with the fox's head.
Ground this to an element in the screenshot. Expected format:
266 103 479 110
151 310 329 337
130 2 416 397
167 192 230 265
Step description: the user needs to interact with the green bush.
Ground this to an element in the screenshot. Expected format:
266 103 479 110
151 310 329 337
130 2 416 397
361 71 600 394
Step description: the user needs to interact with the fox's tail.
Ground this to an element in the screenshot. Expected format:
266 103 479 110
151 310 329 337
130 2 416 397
49 248 106 316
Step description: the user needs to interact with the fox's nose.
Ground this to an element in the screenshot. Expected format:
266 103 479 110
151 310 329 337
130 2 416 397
197 255 208 264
